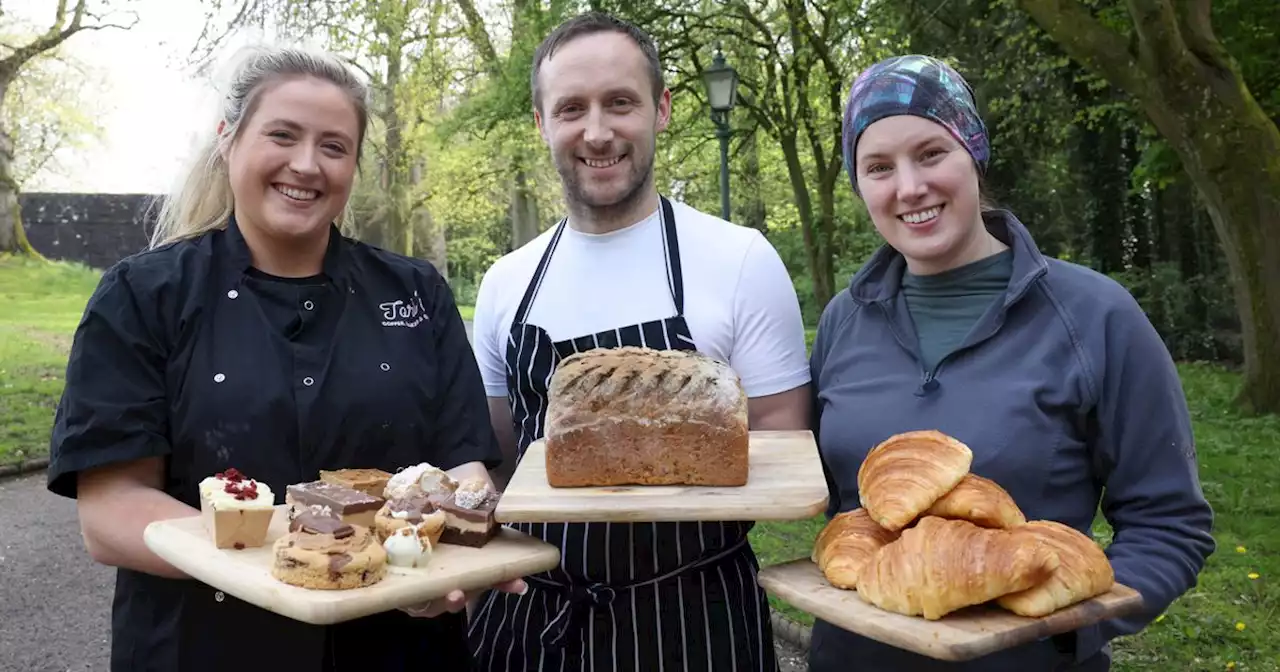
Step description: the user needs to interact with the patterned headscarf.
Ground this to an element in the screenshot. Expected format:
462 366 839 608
841 55 989 196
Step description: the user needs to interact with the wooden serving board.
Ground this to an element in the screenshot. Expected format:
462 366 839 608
143 505 561 625
494 430 830 524
758 558 1144 662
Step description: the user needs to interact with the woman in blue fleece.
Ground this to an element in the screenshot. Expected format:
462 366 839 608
807 55 1216 671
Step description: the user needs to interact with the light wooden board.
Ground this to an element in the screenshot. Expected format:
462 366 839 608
143 505 561 625
758 558 1144 662
494 430 830 523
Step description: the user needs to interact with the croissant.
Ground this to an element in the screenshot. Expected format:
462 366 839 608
995 520 1115 617
856 516 1060 620
811 508 900 589
857 430 973 531
924 473 1027 529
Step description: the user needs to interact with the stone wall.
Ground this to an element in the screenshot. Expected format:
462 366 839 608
20 192 159 270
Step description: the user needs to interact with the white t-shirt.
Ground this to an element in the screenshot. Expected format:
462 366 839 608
471 200 811 399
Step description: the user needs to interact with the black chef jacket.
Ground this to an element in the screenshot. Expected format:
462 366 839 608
46 215 502 672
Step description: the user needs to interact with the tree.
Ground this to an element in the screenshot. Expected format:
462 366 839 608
1015 0 1280 413
0 0 137 255
3 50 106 189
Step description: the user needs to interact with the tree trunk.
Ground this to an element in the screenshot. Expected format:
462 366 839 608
1017 0 1280 414
740 132 768 235
456 0 542 253
382 37 411 257
0 75 41 258
509 163 540 250
778 133 834 307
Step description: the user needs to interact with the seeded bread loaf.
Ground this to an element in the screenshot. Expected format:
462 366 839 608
543 347 750 487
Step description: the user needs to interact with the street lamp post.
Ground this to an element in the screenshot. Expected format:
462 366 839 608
702 45 738 222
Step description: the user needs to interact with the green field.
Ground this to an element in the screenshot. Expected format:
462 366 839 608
2 255 1276 670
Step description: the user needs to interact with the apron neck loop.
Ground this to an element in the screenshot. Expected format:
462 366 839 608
514 196 685 325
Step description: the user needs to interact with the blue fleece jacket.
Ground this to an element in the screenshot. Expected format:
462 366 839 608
807 210 1215 671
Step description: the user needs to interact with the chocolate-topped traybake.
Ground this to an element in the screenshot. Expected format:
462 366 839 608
437 478 501 547
286 480 384 530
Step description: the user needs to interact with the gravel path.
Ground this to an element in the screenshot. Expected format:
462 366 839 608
0 472 113 671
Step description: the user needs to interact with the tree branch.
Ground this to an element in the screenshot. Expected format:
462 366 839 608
453 0 499 76
1015 0 1148 102
2 0 137 74
1173 0 1229 73
1123 0 1186 69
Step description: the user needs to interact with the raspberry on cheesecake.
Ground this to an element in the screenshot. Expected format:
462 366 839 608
198 468 276 550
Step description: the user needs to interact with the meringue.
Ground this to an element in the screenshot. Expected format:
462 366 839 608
382 524 434 568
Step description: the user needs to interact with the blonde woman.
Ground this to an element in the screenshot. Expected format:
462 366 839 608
47 45 521 671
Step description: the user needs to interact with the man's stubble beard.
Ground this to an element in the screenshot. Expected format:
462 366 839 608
558 145 656 228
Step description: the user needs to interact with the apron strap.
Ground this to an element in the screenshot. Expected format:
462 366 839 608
514 197 686 326
658 196 685 317
528 533 749 649
514 218 568 325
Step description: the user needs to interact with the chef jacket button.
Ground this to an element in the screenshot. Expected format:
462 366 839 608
214 373 226 383
214 591 225 603
380 362 390 371
303 376 315 387
304 300 315 311
227 290 238 299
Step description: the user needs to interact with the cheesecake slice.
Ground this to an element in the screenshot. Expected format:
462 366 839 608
199 468 276 550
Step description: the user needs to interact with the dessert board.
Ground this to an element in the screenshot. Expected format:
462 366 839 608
757 558 1144 662
144 505 561 625
494 430 830 523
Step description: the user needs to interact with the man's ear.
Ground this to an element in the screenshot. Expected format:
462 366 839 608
534 108 549 144
654 88 673 134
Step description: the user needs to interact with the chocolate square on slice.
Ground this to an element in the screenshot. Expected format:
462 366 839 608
437 480 500 547
286 481 384 530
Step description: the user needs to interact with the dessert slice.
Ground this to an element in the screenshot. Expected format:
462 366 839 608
382 523 437 569
383 462 458 500
438 478 501 548
271 508 387 590
286 480 384 530
374 494 446 545
318 468 392 498
199 468 276 550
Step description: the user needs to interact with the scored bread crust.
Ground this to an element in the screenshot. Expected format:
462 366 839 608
544 347 749 487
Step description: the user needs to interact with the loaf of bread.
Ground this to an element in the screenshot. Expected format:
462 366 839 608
543 346 749 487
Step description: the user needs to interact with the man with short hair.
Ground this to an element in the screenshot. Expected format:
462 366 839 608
467 12 810 671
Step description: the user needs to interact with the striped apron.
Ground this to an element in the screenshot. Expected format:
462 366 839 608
467 197 779 672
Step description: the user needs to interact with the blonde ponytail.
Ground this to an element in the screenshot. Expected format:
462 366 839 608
148 44 371 249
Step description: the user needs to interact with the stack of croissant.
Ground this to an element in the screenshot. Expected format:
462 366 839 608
812 430 1115 621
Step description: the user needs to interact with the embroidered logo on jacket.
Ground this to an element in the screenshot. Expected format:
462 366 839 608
379 292 430 328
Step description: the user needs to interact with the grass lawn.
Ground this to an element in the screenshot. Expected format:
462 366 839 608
0 255 104 465
2 257 1276 669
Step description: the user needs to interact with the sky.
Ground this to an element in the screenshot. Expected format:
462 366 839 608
10 0 258 194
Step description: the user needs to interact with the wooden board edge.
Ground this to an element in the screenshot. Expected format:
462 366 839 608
142 518 321 624
758 558 1146 663
494 494 830 524
143 520 564 626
